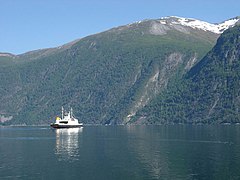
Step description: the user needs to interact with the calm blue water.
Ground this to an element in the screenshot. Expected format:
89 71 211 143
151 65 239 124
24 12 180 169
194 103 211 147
1 125 240 180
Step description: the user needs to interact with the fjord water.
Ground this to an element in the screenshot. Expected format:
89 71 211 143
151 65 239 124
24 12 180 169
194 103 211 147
1 126 240 180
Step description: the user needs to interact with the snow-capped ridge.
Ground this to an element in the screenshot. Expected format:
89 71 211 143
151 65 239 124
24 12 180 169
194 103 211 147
110 16 239 35
159 16 239 34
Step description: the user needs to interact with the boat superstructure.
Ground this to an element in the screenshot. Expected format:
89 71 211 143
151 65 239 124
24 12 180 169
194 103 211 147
50 107 83 128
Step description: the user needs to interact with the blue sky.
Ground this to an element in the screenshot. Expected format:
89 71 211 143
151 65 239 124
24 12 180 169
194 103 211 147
0 0 239 54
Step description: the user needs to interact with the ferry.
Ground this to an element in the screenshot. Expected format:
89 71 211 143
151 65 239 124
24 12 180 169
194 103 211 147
50 107 83 128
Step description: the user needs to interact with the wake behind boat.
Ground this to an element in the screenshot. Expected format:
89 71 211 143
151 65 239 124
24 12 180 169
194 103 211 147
50 107 83 128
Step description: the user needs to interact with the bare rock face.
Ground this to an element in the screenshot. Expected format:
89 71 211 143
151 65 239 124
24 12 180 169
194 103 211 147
149 21 170 35
125 52 185 123
0 115 12 123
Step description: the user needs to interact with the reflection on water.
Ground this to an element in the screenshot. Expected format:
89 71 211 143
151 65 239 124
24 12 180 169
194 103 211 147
1 126 240 179
125 125 240 180
55 128 83 162
126 126 170 179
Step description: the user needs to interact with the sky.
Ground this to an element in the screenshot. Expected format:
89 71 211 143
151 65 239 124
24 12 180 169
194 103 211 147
0 0 239 54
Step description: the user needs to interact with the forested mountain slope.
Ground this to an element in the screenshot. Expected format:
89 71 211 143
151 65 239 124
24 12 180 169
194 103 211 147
133 24 240 124
0 17 239 125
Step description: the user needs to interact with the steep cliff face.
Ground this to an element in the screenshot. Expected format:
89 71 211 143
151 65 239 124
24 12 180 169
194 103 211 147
125 52 185 123
133 25 240 124
1 17 236 125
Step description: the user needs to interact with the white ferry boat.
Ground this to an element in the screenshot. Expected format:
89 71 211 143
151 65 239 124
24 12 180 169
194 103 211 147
50 107 83 128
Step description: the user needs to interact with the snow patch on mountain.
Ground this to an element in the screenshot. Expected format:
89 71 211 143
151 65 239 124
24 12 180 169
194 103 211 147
160 16 239 34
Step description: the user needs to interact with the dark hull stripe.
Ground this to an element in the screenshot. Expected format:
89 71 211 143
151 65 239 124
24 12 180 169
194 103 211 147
50 124 83 128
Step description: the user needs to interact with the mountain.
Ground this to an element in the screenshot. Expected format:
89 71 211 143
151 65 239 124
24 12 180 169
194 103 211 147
159 16 239 34
132 24 240 124
0 16 239 125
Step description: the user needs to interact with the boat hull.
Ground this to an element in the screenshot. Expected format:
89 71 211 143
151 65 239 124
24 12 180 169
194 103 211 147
50 123 83 128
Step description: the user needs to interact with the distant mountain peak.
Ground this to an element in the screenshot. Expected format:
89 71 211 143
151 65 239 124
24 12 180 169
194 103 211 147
157 16 240 34
0 53 16 58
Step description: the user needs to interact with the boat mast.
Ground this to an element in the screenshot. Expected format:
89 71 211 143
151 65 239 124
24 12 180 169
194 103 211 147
71 107 73 118
62 106 64 119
